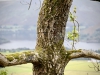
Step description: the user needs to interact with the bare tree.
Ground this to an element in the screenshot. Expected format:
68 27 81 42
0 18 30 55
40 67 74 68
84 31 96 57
0 0 100 75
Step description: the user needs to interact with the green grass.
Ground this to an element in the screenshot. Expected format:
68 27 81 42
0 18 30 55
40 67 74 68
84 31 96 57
5 63 33 74
0 60 100 75
64 60 100 75
65 60 95 71
0 52 100 75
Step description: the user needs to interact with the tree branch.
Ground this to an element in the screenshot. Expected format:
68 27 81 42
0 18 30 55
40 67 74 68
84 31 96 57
0 51 39 67
68 49 100 60
28 0 32 10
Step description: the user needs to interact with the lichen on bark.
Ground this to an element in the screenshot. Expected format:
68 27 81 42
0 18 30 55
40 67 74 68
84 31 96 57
36 0 72 50
33 0 73 74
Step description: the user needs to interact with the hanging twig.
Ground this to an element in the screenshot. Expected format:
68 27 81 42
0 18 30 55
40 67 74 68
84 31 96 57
75 20 80 41
68 11 80 50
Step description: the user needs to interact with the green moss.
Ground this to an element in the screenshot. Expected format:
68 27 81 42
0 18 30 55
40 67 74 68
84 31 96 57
11 53 20 59
67 50 81 54
6 55 14 62
23 51 31 56
6 53 20 61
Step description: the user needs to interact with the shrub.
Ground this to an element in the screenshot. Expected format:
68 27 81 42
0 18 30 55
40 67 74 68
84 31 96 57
0 69 7 75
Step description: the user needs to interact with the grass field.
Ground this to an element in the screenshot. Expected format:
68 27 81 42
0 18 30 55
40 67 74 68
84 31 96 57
0 60 100 75
64 60 100 75
0 52 100 75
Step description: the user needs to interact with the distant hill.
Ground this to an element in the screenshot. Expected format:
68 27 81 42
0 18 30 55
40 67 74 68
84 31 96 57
82 23 100 35
0 38 10 44
0 1 100 43
80 23 100 42
66 23 100 43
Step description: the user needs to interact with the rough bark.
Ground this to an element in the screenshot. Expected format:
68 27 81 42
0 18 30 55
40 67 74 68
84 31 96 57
0 51 39 67
36 0 72 49
33 0 73 75
66 50 100 60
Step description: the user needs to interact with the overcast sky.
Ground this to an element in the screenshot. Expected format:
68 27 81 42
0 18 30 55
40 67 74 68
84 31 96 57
72 0 100 26
0 0 100 26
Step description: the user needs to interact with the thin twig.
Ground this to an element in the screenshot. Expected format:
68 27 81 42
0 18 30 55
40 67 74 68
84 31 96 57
28 0 32 10
75 20 80 41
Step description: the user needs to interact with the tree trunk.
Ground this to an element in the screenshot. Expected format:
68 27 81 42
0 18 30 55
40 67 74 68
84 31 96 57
33 0 73 75
33 49 70 75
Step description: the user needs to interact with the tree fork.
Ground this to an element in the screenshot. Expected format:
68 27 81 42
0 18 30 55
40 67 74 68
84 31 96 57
34 0 73 74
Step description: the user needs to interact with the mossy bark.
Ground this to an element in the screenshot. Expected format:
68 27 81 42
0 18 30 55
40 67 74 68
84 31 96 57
33 46 71 75
34 0 73 75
